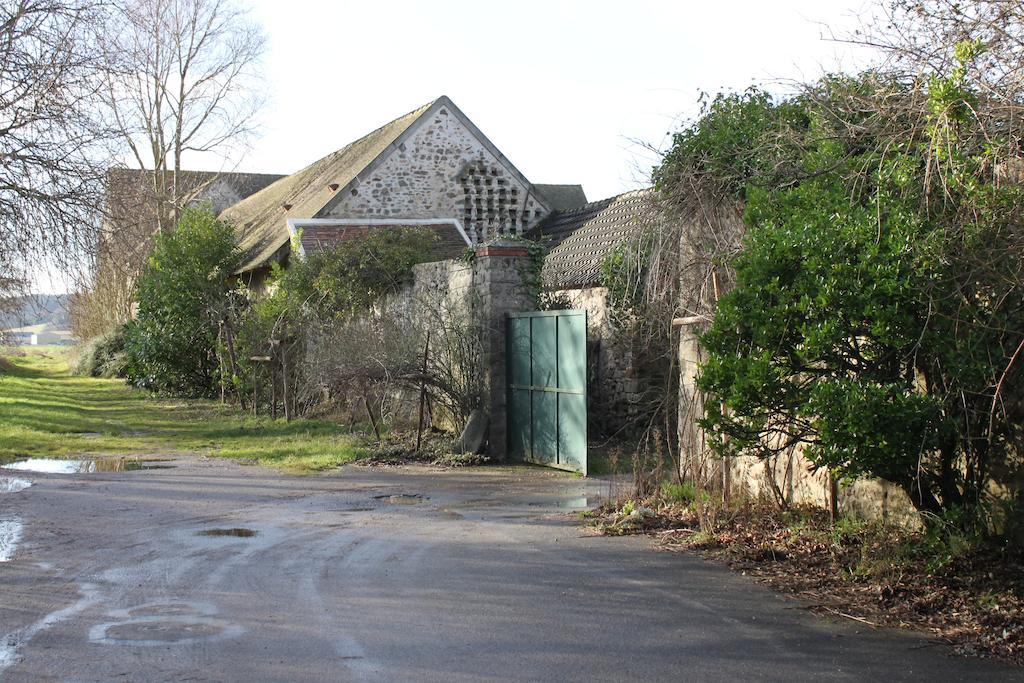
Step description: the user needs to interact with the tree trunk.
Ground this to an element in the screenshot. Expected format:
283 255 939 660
222 315 244 408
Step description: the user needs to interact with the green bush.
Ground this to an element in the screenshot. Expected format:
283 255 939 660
661 482 698 505
275 226 439 319
656 67 1024 518
123 207 240 396
75 326 128 378
233 227 441 414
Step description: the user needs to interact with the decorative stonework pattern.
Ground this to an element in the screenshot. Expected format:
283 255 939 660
326 107 546 242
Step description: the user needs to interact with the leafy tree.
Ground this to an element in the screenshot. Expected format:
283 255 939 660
654 87 809 201
123 207 240 395
276 227 440 319
661 59 1024 516
233 227 439 417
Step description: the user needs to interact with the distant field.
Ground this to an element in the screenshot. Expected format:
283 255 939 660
0 348 366 473
4 326 74 345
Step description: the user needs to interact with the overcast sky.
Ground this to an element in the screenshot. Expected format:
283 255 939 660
41 0 878 295
233 0 876 201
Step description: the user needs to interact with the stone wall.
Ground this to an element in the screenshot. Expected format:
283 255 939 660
326 104 549 242
545 286 642 434
392 244 534 458
676 320 921 526
201 179 246 214
408 258 474 310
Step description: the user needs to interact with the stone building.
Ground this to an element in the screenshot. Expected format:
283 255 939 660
103 168 286 261
102 95 648 447
221 96 588 287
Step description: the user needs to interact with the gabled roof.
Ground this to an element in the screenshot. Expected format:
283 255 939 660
533 184 588 211
226 96 556 273
225 99 438 272
528 188 658 289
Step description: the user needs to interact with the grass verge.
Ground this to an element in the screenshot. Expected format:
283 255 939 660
0 348 365 474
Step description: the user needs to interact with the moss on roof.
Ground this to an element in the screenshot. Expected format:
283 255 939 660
224 99 438 272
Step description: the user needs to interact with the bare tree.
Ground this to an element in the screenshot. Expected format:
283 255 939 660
100 0 266 235
70 0 266 338
0 0 110 299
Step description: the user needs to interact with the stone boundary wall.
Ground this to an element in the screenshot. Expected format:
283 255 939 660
677 320 921 526
543 286 642 434
391 244 534 459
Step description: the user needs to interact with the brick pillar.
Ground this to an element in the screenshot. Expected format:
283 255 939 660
473 240 535 461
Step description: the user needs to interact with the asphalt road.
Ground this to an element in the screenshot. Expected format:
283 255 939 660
0 457 1019 682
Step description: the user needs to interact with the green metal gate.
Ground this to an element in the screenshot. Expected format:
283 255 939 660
507 310 587 474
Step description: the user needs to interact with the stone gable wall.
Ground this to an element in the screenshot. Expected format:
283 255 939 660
325 105 548 241
199 180 244 214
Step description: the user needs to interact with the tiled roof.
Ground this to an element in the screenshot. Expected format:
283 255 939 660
528 188 658 289
224 99 438 273
533 184 588 211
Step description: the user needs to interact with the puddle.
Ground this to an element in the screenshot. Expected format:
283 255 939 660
2 459 95 474
196 528 258 538
90 601 244 647
0 519 23 562
373 493 427 505
1 458 174 474
105 621 224 642
0 477 31 493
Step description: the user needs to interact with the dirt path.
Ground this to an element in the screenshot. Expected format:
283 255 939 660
0 457 1018 681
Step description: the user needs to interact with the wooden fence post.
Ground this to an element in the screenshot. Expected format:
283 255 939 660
415 331 431 453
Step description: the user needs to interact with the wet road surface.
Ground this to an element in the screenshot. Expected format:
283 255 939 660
0 457 1018 681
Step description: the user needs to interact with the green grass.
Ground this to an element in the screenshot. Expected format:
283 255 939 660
0 348 366 474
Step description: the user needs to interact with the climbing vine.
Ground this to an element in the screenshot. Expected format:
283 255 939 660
657 45 1024 518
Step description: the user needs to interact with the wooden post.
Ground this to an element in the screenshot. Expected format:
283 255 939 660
828 470 839 524
415 331 430 453
270 362 277 420
363 395 381 442
282 348 291 423
223 317 243 408
218 325 226 405
248 356 272 419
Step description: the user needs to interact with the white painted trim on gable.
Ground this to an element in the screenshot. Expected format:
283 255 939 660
286 217 472 260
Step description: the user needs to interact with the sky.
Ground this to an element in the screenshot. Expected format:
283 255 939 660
39 0 878 295
233 0 876 201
